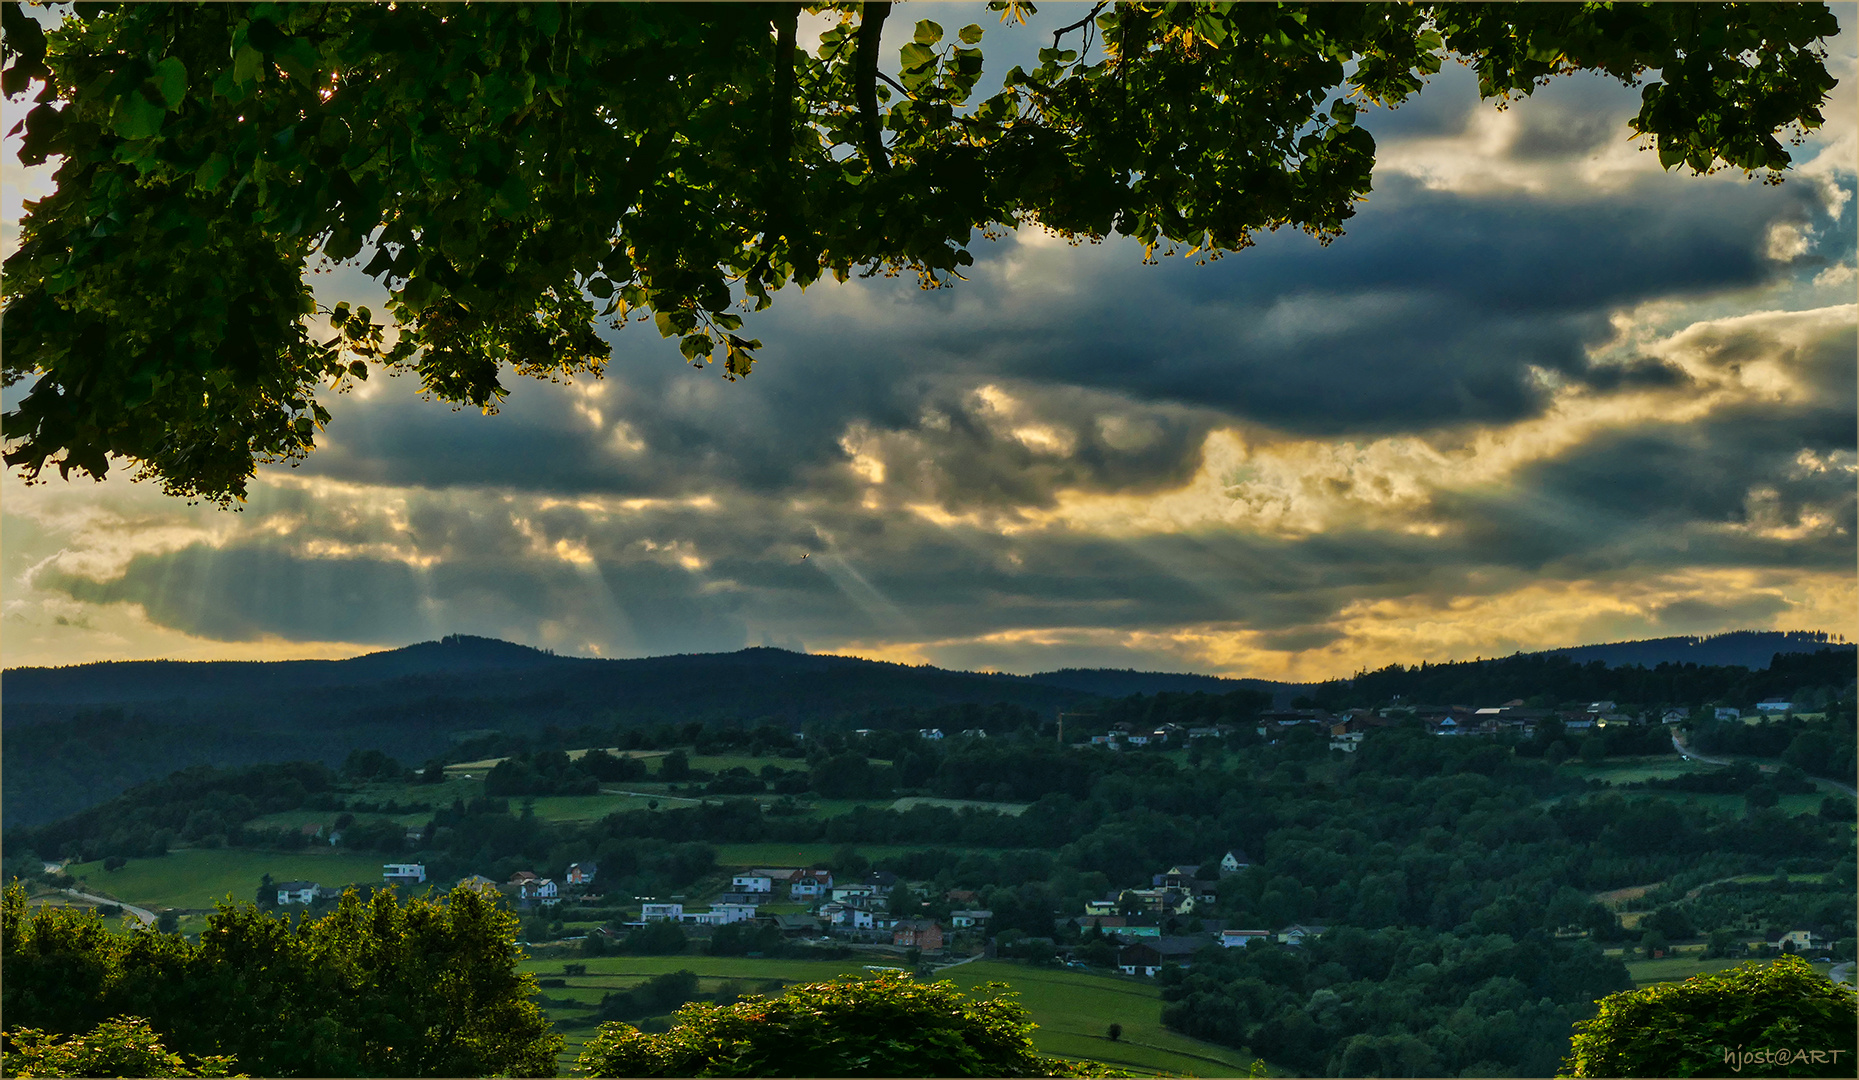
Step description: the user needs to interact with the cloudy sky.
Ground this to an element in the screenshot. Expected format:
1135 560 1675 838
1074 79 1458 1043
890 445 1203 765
4 4 1856 680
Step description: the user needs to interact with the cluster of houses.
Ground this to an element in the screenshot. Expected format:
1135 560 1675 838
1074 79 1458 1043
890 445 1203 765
618 866 963 952
274 861 429 906
1062 850 1333 977
1064 697 1802 754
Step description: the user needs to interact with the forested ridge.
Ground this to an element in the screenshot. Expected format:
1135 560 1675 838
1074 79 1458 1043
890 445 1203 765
4 635 1851 826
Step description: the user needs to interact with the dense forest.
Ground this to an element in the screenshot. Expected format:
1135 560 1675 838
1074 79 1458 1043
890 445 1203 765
1312 648 1857 716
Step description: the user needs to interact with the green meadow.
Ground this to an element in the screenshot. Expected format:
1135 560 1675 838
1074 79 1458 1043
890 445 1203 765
514 954 1267 1077
63 849 405 911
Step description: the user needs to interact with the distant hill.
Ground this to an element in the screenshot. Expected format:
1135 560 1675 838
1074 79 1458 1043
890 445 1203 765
5 629 1849 826
1533 630 1852 670
1024 667 1301 703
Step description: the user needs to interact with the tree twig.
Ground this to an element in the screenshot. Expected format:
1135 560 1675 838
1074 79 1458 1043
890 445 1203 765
1051 1 1107 51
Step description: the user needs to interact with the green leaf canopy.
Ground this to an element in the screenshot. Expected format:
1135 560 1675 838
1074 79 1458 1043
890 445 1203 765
0 2 1840 503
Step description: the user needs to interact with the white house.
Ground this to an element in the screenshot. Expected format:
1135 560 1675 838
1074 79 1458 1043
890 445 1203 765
690 902 758 925
640 903 684 922
1220 929 1273 948
1278 924 1328 945
1083 899 1118 916
832 883 876 903
1661 708 1689 725
1756 698 1793 714
731 873 774 894
959 728 989 739
917 728 945 740
382 862 426 885
1219 850 1251 874
950 909 992 928
276 880 320 905
790 870 833 900
1714 707 1741 721
519 878 559 906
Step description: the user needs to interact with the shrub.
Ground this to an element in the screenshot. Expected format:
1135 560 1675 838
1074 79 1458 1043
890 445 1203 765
1 1017 239 1078
1564 956 1858 1077
574 974 1123 1077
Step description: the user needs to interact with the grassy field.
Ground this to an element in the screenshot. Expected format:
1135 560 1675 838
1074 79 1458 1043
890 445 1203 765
523 792 662 822
1624 953 1751 987
684 753 806 775
515 954 1266 1076
1563 756 1708 785
63 848 405 911
944 960 1265 1076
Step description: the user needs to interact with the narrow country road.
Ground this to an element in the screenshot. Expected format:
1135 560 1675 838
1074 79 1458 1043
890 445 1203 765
62 888 157 928
1670 729 1732 766
1670 730 1858 798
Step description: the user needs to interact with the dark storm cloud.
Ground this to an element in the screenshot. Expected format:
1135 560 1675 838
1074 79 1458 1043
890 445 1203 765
16 9 1852 672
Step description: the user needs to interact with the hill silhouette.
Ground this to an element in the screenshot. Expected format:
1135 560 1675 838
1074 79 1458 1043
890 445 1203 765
4 630 1848 826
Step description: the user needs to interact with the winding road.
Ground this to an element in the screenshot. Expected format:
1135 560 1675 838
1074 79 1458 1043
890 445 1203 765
61 888 157 928
1670 730 1858 799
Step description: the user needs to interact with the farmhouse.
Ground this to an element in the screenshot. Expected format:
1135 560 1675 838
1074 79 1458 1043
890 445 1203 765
892 919 944 951
1117 936 1203 976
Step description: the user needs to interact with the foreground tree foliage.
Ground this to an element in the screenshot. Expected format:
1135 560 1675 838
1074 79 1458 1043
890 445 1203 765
0 1 1840 502
1562 956 1859 1078
573 973 1118 1077
1 1017 240 1078
0 884 559 1077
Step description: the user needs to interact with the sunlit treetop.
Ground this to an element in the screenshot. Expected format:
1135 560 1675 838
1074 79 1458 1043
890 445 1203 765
0 1 1840 503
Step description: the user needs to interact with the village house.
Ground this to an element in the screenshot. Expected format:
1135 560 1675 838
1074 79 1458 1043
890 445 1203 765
1756 697 1793 714
456 874 498 893
1219 850 1251 874
1083 898 1118 917
949 909 992 929
892 919 944 951
1278 923 1328 945
1158 865 1201 889
731 873 774 894
1220 929 1273 948
1773 928 1830 952
1714 706 1741 721
382 862 425 886
1117 937 1203 976
508 870 539 885
917 728 945 740
685 902 757 926
772 913 823 937
790 869 833 900
640 902 684 922
518 878 559 907
276 880 320 905
565 861 598 887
